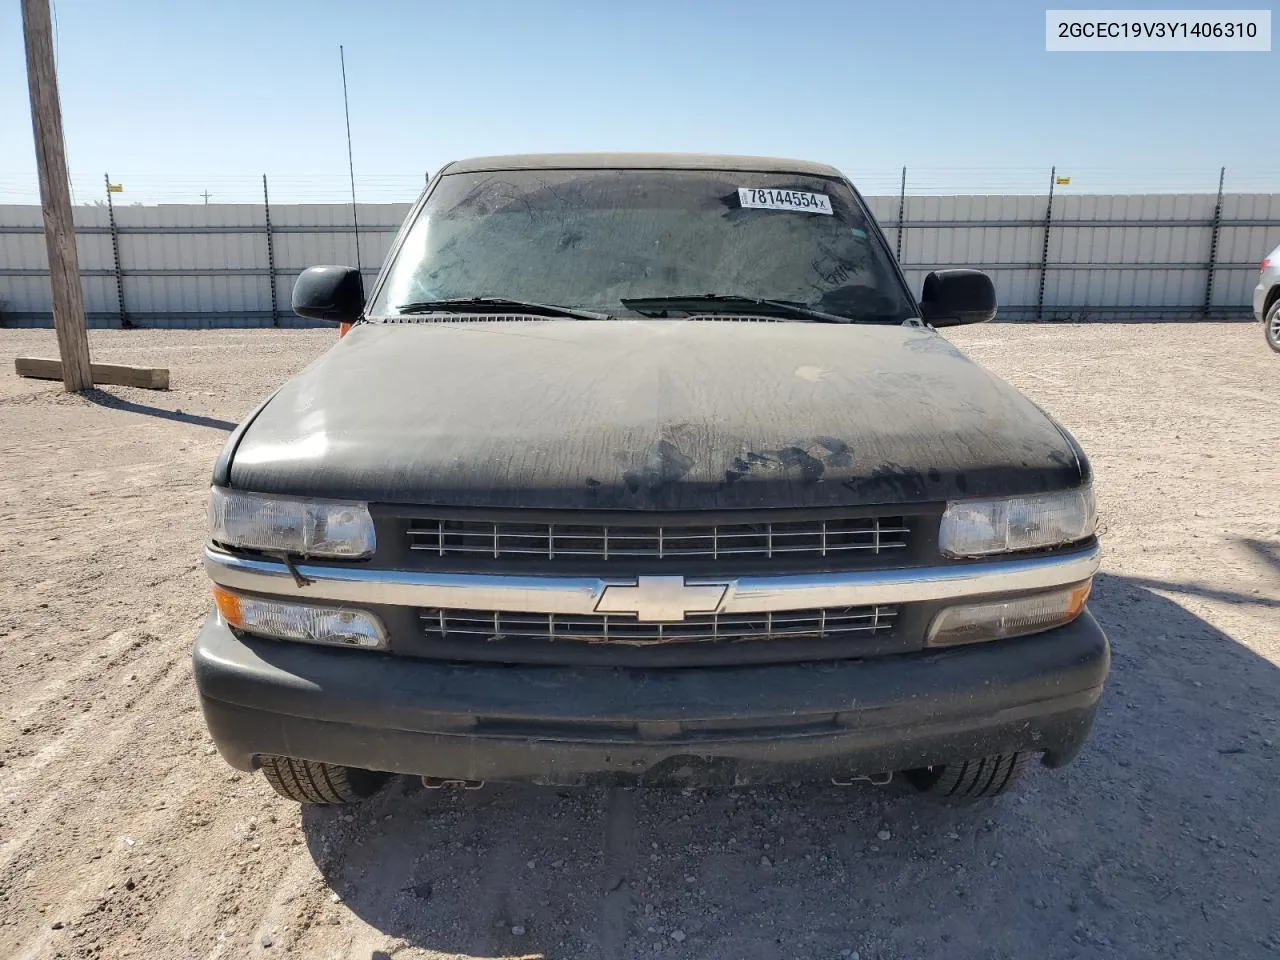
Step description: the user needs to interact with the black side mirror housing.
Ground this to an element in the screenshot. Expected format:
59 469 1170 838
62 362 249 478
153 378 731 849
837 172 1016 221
292 265 364 323
919 269 997 327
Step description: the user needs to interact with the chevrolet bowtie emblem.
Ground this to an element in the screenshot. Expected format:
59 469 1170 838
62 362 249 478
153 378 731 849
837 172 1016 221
595 576 729 622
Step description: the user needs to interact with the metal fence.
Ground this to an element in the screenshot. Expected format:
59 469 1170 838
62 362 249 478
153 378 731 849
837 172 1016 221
2 177 1278 328
867 190 1280 321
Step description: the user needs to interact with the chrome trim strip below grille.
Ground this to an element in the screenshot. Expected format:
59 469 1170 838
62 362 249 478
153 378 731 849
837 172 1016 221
204 544 1100 617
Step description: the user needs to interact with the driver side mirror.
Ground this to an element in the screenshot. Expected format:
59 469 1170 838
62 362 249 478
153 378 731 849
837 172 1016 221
292 265 364 323
919 269 997 327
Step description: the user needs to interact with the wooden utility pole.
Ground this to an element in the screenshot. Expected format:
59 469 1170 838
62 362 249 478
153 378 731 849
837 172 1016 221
22 0 93 391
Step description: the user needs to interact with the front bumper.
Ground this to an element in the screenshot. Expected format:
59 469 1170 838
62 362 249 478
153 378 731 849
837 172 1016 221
193 610 1109 786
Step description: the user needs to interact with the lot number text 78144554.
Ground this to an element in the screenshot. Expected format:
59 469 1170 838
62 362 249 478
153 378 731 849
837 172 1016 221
737 187 833 215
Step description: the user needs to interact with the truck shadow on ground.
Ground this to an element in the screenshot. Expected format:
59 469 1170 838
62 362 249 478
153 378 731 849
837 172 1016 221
301 573 1280 960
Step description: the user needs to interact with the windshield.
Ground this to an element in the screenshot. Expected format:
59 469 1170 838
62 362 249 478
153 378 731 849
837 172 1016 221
369 169 916 322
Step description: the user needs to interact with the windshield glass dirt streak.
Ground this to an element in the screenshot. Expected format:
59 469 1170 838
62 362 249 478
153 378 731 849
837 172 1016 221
369 169 915 322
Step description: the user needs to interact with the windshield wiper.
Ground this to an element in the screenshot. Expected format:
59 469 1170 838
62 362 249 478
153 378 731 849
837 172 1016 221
394 297 612 322
620 294 858 324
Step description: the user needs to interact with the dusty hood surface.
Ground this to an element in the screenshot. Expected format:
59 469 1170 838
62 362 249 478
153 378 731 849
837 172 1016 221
226 320 1085 509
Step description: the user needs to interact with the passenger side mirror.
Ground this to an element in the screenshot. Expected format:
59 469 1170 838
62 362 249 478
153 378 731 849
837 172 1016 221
919 269 997 327
292 265 364 323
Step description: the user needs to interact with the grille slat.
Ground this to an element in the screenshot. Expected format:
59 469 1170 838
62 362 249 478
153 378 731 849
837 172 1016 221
418 529 910 543
406 515 909 563
419 606 897 646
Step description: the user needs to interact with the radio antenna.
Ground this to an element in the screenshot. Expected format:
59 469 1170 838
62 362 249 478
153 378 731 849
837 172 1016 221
339 44 361 275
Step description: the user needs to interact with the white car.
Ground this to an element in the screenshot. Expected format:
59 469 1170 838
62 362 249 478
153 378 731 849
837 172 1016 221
1254 242 1280 352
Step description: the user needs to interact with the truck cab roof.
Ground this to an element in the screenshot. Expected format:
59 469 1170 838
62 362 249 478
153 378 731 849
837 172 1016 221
443 152 845 178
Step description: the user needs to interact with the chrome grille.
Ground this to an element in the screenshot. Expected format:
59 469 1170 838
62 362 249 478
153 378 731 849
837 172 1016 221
418 605 897 646
406 515 910 561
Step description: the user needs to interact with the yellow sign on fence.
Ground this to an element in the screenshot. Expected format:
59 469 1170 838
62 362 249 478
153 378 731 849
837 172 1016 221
1055 176 1071 185
106 183 123 193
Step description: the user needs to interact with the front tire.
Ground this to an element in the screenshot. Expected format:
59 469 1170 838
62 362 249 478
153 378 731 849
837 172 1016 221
260 755 389 804
1265 299 1280 353
903 752 1032 799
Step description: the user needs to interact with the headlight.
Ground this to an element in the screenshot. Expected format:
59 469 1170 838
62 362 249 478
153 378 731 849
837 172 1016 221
208 487 375 558
938 486 1095 558
214 586 387 649
927 582 1091 647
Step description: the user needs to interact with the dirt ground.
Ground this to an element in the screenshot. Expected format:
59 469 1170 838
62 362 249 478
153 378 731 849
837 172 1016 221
1 321 1278 960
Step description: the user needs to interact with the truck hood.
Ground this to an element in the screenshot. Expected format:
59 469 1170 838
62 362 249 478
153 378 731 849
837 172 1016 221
226 320 1086 509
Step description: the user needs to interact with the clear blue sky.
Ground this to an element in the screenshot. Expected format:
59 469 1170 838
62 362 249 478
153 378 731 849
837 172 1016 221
1 0 1276 202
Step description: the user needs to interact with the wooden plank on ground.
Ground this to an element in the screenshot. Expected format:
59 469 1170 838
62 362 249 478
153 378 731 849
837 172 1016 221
15 357 169 390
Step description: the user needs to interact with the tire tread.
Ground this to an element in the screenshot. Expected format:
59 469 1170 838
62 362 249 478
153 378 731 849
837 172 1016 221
259 755 386 805
905 752 1033 800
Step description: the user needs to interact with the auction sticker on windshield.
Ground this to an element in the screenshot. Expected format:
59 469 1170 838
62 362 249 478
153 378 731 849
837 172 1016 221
738 187 833 214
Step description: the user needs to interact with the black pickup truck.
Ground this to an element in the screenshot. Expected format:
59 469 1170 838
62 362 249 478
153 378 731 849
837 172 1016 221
194 153 1106 804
